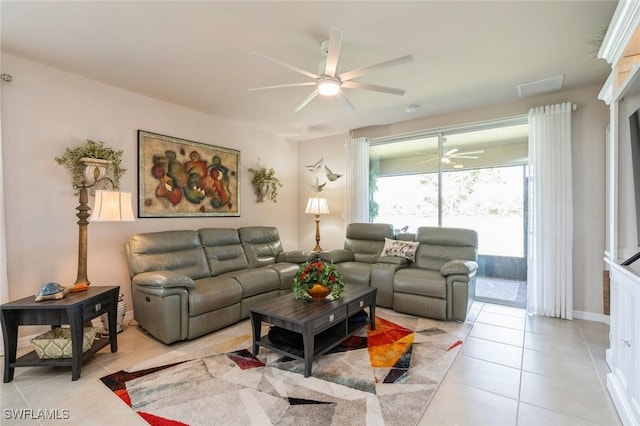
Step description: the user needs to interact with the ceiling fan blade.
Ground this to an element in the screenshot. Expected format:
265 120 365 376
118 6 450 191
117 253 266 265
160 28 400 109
324 28 343 77
417 157 437 165
294 89 320 112
249 82 316 91
452 156 479 159
339 54 414 81
337 91 356 112
444 148 459 156
249 51 319 80
341 81 406 96
453 150 485 156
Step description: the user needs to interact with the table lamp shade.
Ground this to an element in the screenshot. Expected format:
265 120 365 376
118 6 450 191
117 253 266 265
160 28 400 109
89 190 135 222
305 197 330 215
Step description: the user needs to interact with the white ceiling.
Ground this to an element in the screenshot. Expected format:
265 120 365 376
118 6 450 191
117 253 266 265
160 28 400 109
0 1 617 141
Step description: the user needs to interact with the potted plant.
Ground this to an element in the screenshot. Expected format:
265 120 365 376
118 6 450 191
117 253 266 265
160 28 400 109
292 259 344 300
247 166 283 202
55 140 125 189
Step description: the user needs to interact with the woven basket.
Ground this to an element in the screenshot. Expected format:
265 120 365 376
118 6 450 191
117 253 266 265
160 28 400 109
30 327 97 359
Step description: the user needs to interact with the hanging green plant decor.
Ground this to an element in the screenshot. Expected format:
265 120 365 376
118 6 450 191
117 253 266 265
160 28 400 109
55 140 125 189
248 166 283 202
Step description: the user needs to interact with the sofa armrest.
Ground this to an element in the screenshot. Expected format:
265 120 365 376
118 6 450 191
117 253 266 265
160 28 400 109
276 250 316 264
376 256 410 266
319 249 354 263
132 271 195 289
440 259 478 276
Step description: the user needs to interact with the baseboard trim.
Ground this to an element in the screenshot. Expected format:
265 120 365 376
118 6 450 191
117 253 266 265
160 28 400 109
608 372 640 426
573 309 610 325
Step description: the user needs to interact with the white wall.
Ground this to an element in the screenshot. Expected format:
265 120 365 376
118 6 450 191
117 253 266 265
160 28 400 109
1 54 300 336
297 134 349 252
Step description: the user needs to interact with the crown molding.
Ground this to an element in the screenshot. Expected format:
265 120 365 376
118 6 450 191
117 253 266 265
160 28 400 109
599 1 640 65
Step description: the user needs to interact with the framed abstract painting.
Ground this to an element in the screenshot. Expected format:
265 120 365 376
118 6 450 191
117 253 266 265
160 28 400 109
138 130 240 217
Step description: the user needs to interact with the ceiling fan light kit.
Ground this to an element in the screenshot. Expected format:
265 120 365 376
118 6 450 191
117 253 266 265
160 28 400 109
249 27 413 112
317 77 341 96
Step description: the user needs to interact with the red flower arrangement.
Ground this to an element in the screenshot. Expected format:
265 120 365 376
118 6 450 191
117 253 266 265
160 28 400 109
292 259 344 300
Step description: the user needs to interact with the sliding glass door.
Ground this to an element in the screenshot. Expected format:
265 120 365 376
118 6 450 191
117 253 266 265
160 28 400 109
369 119 529 306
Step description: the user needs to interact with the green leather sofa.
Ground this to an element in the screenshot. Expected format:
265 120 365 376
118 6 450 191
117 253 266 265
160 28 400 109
125 226 313 344
125 223 478 344
321 223 478 322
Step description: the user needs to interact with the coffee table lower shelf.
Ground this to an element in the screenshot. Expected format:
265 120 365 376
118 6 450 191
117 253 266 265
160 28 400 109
255 317 370 362
250 286 377 378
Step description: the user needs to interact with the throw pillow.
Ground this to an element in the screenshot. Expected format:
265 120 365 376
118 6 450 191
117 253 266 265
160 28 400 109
381 238 419 262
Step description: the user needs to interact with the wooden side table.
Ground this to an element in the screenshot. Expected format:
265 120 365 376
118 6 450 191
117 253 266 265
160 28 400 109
1 285 119 382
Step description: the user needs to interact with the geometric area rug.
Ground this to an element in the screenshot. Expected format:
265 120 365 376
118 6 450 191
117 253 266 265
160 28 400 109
100 311 471 426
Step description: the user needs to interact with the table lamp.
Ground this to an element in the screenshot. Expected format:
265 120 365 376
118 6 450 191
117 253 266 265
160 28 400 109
305 196 329 252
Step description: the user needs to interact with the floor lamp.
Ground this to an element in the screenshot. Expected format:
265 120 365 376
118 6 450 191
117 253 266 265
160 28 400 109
71 178 135 292
305 196 329 252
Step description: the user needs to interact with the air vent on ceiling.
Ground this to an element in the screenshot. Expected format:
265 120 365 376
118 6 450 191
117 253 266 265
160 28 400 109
517 75 564 97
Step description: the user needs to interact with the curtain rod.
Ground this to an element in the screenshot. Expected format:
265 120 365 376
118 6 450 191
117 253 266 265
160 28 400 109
369 114 528 145
368 104 577 146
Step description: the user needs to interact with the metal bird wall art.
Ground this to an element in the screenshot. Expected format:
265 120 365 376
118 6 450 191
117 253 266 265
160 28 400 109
311 176 327 192
305 158 323 173
306 158 342 192
324 165 342 181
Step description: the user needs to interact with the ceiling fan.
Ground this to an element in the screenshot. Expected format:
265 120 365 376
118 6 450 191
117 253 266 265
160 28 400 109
418 148 485 165
248 28 414 112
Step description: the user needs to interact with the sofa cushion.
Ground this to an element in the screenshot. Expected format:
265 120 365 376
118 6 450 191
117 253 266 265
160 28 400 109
394 268 447 299
229 267 280 297
267 262 301 290
126 230 211 279
132 271 195 288
199 228 249 275
441 259 478 276
319 249 354 263
381 238 419 262
336 262 373 286
344 223 394 264
276 250 316 264
414 227 478 270
189 276 243 316
238 227 283 268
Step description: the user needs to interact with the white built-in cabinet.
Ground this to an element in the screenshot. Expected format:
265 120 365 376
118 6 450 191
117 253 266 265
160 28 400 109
599 2 640 425
605 260 640 426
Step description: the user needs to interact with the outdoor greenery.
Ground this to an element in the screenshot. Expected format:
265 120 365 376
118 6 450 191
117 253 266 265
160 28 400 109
372 167 524 222
369 165 379 221
371 166 526 256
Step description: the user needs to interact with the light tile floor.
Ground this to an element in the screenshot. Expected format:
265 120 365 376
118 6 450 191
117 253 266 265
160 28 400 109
0 302 620 426
420 303 620 426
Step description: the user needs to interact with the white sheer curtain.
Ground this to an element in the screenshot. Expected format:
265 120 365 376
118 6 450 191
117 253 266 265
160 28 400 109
527 102 574 319
0 98 8 355
344 137 369 224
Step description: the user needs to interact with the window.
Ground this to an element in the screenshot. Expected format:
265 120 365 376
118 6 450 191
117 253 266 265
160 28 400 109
369 118 528 306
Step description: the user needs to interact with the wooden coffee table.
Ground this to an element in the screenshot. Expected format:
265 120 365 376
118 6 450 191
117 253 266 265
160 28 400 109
249 285 376 377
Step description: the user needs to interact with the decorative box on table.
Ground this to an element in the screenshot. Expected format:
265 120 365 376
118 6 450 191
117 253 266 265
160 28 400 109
30 327 97 359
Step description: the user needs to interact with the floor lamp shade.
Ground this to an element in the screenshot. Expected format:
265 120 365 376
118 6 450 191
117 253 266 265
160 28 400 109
89 191 135 222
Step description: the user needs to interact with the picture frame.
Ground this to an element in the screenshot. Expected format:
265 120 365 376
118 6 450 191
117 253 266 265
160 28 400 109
138 130 240 217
